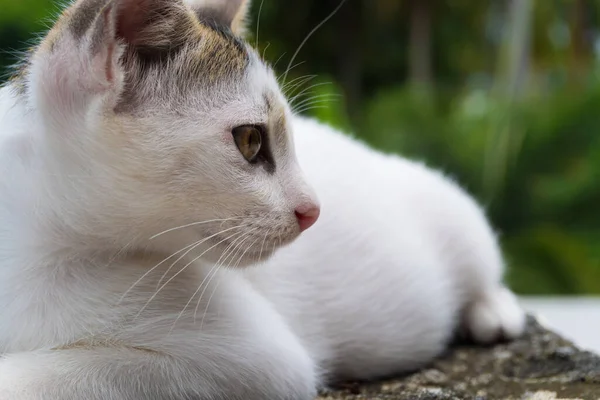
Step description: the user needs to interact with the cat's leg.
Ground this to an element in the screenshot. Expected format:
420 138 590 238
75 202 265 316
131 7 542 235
0 272 318 400
462 284 525 344
445 197 527 344
0 342 317 400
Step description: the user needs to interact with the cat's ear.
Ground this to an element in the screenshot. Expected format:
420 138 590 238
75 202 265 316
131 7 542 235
186 0 251 37
29 0 191 118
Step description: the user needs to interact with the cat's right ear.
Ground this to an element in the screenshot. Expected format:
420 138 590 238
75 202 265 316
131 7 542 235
185 0 251 37
29 0 191 121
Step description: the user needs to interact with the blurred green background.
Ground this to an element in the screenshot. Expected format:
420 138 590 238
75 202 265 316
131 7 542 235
1 0 599 295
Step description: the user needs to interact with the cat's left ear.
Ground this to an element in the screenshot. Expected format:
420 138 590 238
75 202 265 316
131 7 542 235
185 0 251 37
29 0 192 123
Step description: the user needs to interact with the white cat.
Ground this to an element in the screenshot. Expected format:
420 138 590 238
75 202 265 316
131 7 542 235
0 0 526 399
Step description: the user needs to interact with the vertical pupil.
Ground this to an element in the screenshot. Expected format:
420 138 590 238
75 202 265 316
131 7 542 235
249 128 258 151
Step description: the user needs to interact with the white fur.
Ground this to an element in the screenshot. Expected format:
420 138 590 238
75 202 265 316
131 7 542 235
248 117 526 379
0 0 526 398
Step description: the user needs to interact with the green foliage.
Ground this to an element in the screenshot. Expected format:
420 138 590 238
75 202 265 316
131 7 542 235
0 0 55 75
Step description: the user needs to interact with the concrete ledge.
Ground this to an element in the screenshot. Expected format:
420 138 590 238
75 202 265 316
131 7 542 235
520 297 600 353
316 316 600 399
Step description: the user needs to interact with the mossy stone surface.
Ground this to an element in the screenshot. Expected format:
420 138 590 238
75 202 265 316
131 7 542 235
316 317 600 400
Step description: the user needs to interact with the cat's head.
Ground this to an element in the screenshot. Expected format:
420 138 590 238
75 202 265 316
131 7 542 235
22 0 319 265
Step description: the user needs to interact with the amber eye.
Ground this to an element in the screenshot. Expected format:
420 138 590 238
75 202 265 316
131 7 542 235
232 125 262 162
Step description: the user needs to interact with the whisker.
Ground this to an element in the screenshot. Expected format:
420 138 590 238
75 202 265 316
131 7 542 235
279 61 306 85
194 262 226 322
199 233 261 330
168 229 248 333
196 209 271 322
292 99 340 114
255 0 265 49
107 237 136 267
154 223 247 289
296 99 338 108
294 105 331 114
191 230 254 323
133 228 246 319
293 91 341 101
194 230 258 323
231 232 261 271
291 93 340 110
149 217 241 240
283 77 319 100
288 82 333 105
233 232 262 269
271 51 287 70
261 41 271 61
119 238 209 304
294 98 338 110
270 231 278 258
281 74 316 94
282 0 348 84
199 276 223 331
258 228 271 263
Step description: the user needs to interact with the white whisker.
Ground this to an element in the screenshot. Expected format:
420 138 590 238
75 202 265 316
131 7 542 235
118 237 210 304
284 79 320 100
199 277 223 331
281 74 316 95
261 42 271 60
154 223 247 289
282 0 348 84
288 82 333 105
167 229 248 333
149 217 241 240
258 227 271 263
255 0 265 49
291 94 340 111
199 233 259 330
134 227 247 320
294 104 334 114
279 61 306 85
271 51 287 70
194 229 257 323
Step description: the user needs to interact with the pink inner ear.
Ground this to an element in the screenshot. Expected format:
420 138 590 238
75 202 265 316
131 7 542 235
114 0 154 44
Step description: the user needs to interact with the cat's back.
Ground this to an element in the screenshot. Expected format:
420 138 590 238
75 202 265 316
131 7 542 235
290 115 503 288
290 115 472 214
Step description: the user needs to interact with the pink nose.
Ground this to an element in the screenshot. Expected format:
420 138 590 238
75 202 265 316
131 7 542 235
295 205 320 232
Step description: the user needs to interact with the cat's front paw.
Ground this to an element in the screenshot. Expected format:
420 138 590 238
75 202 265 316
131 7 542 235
463 286 526 344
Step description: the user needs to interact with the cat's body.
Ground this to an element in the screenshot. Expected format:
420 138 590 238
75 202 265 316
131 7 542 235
246 116 524 379
0 0 525 399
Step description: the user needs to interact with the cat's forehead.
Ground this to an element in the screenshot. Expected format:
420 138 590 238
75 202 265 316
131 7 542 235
115 30 254 112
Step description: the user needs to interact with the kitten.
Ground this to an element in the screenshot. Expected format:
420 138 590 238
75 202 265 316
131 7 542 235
0 0 525 399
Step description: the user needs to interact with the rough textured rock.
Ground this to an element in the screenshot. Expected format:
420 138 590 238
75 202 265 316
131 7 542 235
317 316 600 400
